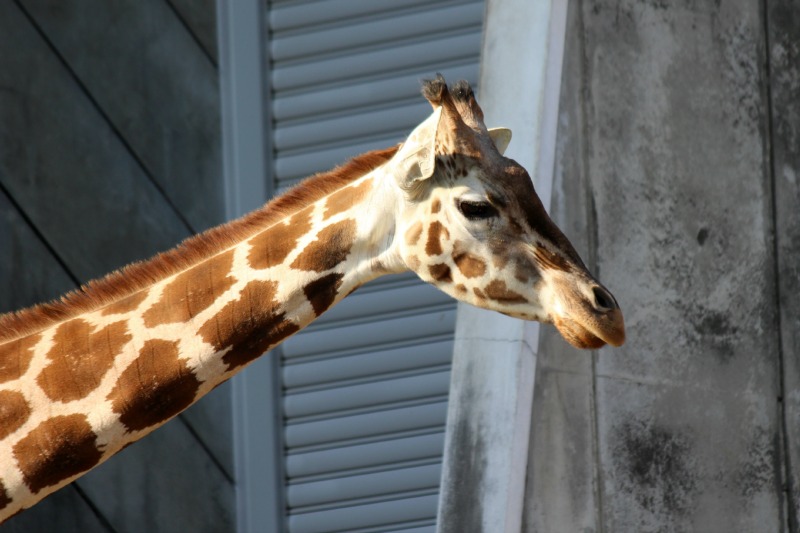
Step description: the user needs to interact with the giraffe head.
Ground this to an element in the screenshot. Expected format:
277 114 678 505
389 75 624 349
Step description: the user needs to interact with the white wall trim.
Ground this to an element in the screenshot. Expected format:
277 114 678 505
436 1 569 531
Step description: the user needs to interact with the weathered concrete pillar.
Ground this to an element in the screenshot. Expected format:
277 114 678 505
524 1 789 531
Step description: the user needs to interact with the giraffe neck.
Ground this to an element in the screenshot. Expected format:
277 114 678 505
0 154 403 520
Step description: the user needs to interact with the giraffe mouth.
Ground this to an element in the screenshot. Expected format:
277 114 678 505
552 308 626 349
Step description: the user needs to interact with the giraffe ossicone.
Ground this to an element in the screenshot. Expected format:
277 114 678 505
0 75 624 521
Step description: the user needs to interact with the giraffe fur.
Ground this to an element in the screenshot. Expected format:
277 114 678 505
0 76 624 520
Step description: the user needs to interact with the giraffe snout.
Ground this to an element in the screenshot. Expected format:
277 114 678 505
588 284 625 347
548 276 626 349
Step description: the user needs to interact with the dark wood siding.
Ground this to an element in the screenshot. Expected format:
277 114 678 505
0 1 233 531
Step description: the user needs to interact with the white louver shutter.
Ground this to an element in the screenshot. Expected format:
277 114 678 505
268 1 485 531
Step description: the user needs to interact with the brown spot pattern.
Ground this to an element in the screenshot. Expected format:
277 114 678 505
143 250 236 327
100 291 148 316
304 273 345 317
426 221 449 256
485 280 527 304
37 320 132 402
248 206 314 269
0 390 31 440
431 198 441 214
0 334 40 384
428 263 453 283
405 222 423 246
291 219 357 272
0 480 11 511
13 414 102 494
323 179 373 220
107 339 200 432
453 250 487 278
198 280 300 371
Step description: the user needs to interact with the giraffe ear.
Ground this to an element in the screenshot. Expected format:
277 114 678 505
394 106 443 189
488 127 512 155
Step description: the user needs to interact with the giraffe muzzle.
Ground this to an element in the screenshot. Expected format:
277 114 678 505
548 278 626 349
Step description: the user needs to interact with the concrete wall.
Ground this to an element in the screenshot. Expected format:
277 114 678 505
524 0 798 531
0 1 234 531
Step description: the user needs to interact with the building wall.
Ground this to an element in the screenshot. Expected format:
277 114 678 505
0 1 234 531
525 1 799 531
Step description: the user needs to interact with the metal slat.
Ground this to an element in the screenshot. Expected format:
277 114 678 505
281 309 457 359
272 63 478 122
288 494 439 533
270 0 437 33
275 134 402 183
287 463 441 509
272 32 481 93
285 401 448 449
275 101 427 152
287 432 445 479
283 339 452 389
386 526 436 533
284 370 450 418
272 3 483 63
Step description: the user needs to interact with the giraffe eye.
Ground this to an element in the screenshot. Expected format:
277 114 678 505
457 200 498 220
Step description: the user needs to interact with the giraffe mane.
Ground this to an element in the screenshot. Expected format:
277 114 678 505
0 145 399 343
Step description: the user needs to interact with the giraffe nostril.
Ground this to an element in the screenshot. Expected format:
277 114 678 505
592 286 617 312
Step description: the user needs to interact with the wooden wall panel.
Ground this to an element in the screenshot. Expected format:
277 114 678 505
0 2 189 281
20 0 223 233
171 0 218 64
0 191 75 314
78 420 234 532
0 486 110 533
0 1 234 529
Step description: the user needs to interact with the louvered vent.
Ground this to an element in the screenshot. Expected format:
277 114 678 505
269 1 484 531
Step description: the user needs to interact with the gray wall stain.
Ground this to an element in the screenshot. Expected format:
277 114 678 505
439 417 487 532
612 419 697 518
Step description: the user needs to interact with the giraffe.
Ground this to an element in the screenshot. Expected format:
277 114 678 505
0 75 624 521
